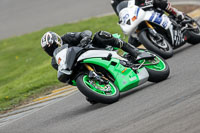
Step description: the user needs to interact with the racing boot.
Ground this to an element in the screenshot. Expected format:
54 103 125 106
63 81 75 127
93 31 140 60
115 38 141 60
165 3 184 20
128 36 141 48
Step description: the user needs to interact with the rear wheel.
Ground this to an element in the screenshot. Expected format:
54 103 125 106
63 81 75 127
76 74 120 104
185 15 200 45
138 31 173 59
138 51 170 82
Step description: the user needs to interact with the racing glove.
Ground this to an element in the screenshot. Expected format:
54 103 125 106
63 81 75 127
79 36 92 47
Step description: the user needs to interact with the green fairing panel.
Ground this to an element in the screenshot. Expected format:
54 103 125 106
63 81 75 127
82 58 140 92
138 50 166 71
124 50 166 71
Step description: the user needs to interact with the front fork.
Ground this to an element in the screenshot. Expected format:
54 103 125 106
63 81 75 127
84 64 109 84
84 64 94 72
145 21 154 29
145 21 163 42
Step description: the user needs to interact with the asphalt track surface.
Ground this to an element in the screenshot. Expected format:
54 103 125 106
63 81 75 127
1 0 200 133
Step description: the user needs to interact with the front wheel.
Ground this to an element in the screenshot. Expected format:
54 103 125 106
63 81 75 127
76 74 120 104
138 30 173 59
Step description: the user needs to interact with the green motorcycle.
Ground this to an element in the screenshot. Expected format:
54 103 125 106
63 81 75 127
54 35 170 104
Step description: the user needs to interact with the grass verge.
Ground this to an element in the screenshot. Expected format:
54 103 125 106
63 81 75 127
0 15 123 113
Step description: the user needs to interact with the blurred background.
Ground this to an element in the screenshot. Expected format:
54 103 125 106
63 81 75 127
0 0 113 40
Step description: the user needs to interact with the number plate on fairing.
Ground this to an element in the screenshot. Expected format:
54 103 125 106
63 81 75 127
148 12 171 29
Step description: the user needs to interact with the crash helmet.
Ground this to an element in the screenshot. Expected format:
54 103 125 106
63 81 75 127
41 31 63 56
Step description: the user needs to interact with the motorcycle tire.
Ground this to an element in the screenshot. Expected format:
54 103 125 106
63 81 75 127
145 52 170 83
86 97 98 104
76 74 120 104
138 30 173 59
186 16 200 45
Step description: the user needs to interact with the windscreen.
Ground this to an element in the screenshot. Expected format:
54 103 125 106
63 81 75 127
116 1 128 13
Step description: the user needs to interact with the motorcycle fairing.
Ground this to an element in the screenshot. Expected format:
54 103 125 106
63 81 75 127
77 50 127 62
54 46 83 75
119 5 146 35
82 57 149 92
119 4 172 35
146 11 171 29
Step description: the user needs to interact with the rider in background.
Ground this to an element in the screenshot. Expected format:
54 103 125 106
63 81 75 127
41 30 141 83
111 0 185 47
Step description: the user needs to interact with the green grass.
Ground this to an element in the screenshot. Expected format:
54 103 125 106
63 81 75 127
0 15 125 112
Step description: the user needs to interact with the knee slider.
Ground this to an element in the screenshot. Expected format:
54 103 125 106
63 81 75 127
92 31 115 48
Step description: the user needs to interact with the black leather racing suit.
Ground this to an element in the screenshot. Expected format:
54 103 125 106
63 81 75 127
51 30 93 83
51 30 140 83
51 30 93 71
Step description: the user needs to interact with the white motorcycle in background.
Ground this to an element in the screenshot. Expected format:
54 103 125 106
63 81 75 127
118 1 200 59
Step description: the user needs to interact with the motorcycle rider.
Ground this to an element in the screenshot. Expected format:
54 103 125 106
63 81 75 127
111 0 185 47
41 30 140 82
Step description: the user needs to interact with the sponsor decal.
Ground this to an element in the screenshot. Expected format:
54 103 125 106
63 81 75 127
123 80 127 84
58 57 61 65
130 76 137 81
122 68 128 73
122 14 130 24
